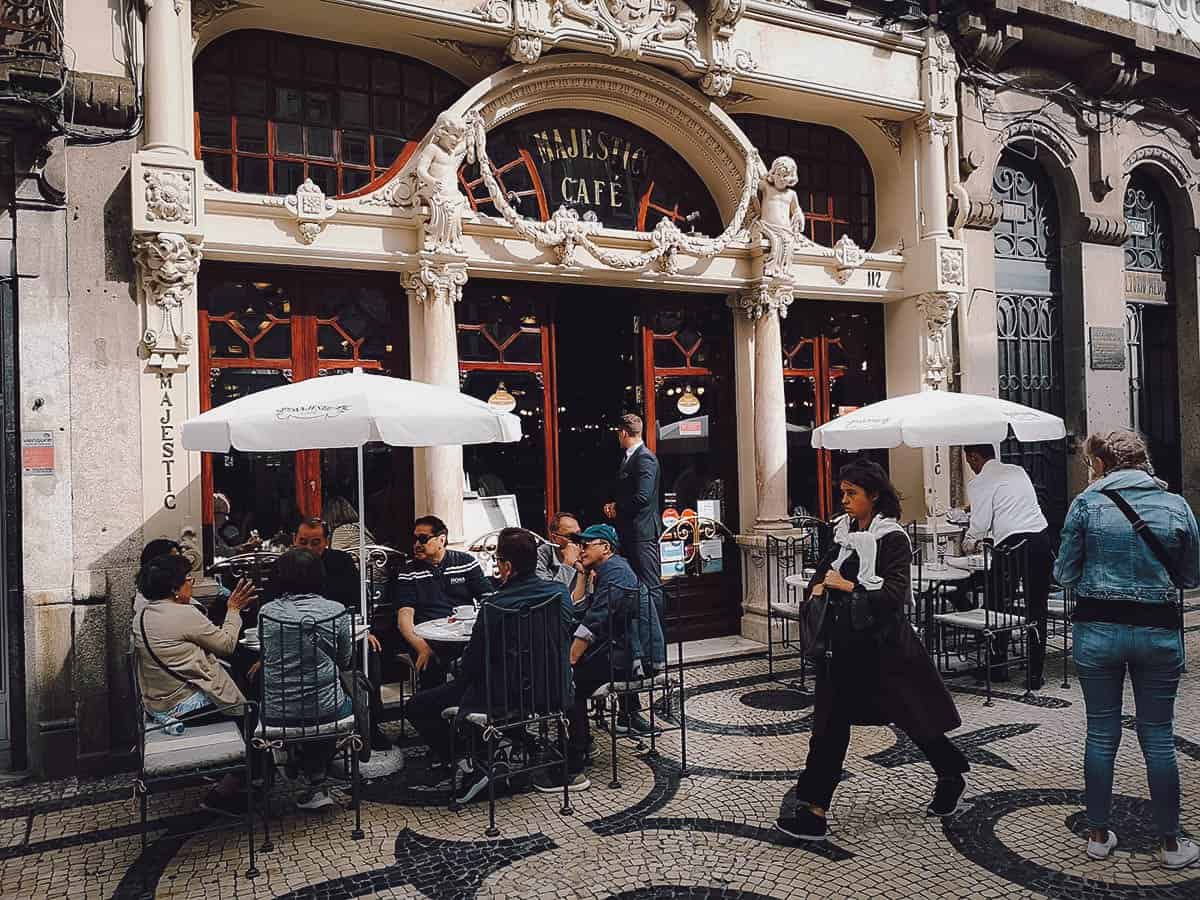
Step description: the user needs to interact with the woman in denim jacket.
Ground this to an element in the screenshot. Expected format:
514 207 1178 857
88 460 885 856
1055 430 1200 869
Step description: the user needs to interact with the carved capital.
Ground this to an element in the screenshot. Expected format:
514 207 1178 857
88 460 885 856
403 261 469 306
915 113 953 145
727 280 793 321
263 178 338 245
133 233 202 372
832 234 866 285
1079 212 1131 246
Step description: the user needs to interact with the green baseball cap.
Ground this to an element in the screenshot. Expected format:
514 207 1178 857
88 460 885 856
579 523 620 550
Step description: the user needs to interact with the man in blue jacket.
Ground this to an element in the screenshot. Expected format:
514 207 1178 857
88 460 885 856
404 528 581 802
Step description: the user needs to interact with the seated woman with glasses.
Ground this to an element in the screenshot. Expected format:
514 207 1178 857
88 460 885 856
258 547 368 811
131 553 259 815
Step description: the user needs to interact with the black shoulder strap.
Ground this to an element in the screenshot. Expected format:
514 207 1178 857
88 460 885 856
1099 488 1182 588
137 608 206 696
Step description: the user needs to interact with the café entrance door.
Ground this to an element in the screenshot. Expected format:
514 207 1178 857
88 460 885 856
458 280 741 639
783 301 886 520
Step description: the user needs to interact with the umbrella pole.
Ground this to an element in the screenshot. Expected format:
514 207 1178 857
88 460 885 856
357 443 369 674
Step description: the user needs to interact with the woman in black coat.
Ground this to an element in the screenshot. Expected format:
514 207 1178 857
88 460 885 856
776 460 968 842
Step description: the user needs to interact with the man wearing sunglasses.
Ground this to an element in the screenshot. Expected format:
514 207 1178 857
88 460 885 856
394 515 494 687
536 512 588 602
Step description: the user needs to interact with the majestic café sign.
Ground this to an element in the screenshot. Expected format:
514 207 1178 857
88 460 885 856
465 111 722 233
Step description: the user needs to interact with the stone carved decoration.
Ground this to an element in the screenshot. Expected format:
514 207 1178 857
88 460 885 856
867 118 902 154
133 233 202 371
551 0 700 59
727 282 792 321
747 156 806 280
1079 212 1131 246
466 112 760 273
701 0 747 98
956 193 1000 230
476 0 544 62
923 31 959 113
403 261 469 305
915 291 961 388
1002 120 1077 165
368 113 475 253
956 14 1022 69
915 113 952 146
832 234 866 285
191 0 258 38
263 178 338 245
1084 52 1154 101
939 245 965 288
143 167 194 226
1124 145 1193 189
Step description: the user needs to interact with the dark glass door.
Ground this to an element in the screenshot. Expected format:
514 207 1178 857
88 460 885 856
992 153 1068 531
783 302 886 520
1123 174 1181 489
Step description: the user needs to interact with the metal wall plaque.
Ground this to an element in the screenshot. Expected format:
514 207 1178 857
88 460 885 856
1089 326 1126 371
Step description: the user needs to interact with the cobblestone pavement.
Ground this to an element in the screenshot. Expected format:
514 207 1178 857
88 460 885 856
2 610 1199 899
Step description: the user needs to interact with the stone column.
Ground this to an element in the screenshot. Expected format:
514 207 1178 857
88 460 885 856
728 284 792 533
143 0 191 153
404 260 469 544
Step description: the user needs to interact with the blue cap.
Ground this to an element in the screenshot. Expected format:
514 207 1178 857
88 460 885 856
579 523 620 550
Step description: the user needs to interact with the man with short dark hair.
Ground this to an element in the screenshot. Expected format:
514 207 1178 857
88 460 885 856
962 443 1053 689
404 527 581 802
394 515 494 687
294 517 360 611
604 413 663 587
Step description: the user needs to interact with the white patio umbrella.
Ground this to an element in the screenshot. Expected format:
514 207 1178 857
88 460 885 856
811 391 1066 450
811 391 1066 545
181 368 522 662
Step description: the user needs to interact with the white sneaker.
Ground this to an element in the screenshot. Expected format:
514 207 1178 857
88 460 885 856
1162 837 1200 870
295 790 335 812
1086 830 1118 860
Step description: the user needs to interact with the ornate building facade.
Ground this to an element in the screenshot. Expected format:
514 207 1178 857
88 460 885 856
18 0 1195 776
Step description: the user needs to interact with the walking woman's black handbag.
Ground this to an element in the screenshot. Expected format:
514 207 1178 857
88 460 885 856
798 588 829 661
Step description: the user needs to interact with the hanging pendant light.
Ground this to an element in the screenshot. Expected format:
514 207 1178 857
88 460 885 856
488 381 517 413
677 385 701 416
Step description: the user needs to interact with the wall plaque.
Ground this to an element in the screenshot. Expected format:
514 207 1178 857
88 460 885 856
1089 326 1126 371
21 432 54 476
1124 270 1167 303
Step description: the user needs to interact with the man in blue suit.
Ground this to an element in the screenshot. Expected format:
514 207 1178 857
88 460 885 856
604 413 662 587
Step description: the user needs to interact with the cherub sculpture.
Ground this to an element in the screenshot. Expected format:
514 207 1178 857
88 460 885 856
414 112 471 253
749 155 805 280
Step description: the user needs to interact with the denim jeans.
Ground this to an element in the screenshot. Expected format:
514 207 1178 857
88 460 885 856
1073 621 1184 837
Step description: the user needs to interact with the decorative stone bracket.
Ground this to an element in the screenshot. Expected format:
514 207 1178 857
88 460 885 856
133 233 203 372
832 234 867 285
1079 211 1131 246
262 178 338 245
915 290 961 388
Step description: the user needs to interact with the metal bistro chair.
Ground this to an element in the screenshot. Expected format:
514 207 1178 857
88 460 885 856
934 539 1035 704
356 545 418 731
593 582 688 790
466 528 553 579
254 606 365 845
1045 585 1075 688
128 652 259 879
765 518 831 690
442 596 574 836
209 551 281 597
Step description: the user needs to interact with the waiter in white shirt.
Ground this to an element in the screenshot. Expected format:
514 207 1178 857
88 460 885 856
962 444 1053 690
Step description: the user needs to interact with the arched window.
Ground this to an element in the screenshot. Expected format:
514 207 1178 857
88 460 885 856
194 30 464 198
733 115 875 248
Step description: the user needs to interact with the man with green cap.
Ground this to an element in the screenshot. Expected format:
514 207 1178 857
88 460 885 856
554 524 649 776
